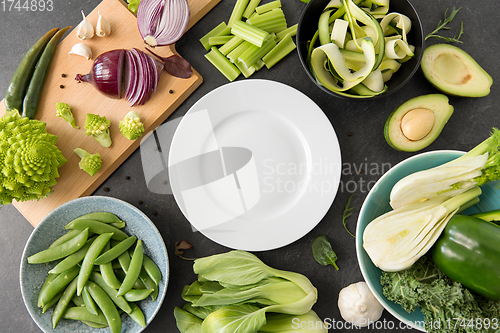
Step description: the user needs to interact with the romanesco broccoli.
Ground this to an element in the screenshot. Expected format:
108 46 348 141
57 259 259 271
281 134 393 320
55 102 79 129
74 148 102 176
119 111 144 140
84 113 112 148
0 109 67 207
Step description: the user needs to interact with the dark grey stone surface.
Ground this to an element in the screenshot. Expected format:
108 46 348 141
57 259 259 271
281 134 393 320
0 0 499 332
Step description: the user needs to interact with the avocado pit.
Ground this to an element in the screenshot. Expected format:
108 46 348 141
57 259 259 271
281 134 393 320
400 108 435 141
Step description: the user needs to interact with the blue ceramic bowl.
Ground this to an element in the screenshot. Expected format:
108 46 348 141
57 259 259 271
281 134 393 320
356 150 500 331
20 196 169 333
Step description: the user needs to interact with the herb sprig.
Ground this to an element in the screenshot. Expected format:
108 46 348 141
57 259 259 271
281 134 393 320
425 7 464 43
343 194 356 238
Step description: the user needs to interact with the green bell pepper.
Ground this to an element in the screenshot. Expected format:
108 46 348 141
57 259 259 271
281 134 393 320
431 214 500 301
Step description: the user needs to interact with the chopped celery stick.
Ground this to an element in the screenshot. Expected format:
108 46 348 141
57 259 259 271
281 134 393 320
277 24 298 41
227 41 252 63
200 22 231 51
243 0 261 19
247 9 287 33
231 20 270 47
255 0 281 14
219 36 244 55
238 36 277 68
205 47 241 81
228 0 250 28
209 35 234 46
235 61 256 78
262 33 296 69
254 59 266 71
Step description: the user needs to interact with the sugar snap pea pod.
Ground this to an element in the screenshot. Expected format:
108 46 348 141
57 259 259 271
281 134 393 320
112 260 122 270
48 229 81 248
110 221 126 229
38 265 79 307
74 212 123 223
82 285 99 315
90 272 132 314
72 294 85 307
28 228 89 264
52 275 78 328
4 27 59 111
49 236 96 274
99 242 122 289
82 320 109 328
77 232 113 296
117 250 131 272
66 219 128 241
22 26 71 119
62 306 108 326
117 240 143 297
42 291 62 313
139 268 159 301
86 281 122 333
123 288 154 302
93 235 137 265
115 268 146 289
38 273 58 307
142 254 162 285
128 302 146 327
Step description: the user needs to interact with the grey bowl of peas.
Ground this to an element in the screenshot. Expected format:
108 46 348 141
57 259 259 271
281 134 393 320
20 196 169 333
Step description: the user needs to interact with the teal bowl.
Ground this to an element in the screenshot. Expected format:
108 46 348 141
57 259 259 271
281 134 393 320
20 196 169 333
356 150 500 331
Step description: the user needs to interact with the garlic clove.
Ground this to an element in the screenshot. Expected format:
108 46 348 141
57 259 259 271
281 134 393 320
96 11 111 37
77 10 94 40
69 43 92 60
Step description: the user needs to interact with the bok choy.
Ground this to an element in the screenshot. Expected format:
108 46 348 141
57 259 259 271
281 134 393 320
174 250 325 333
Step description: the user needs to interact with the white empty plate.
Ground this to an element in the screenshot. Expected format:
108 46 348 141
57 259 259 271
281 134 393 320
168 79 341 251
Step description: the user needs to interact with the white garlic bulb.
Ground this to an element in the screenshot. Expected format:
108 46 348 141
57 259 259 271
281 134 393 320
77 10 94 40
96 11 111 37
338 282 384 327
68 43 92 60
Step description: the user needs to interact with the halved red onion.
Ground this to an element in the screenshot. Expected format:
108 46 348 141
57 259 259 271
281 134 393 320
137 0 190 47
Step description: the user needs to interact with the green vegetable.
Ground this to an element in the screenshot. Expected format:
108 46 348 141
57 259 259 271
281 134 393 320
205 47 241 81
74 148 102 176
342 194 356 238
425 7 463 43
89 272 132 314
75 212 123 224
0 109 67 207
65 218 128 241
55 102 79 129
82 285 100 315
86 281 122 333
93 235 137 265
431 214 500 300
312 235 339 270
22 27 71 119
123 288 154 302
381 255 500 333
4 28 59 112
62 306 108 326
127 0 140 14
48 236 96 274
471 209 500 223
119 110 144 140
128 303 146 327
84 113 112 148
117 240 144 297
27 228 89 264
38 266 80 308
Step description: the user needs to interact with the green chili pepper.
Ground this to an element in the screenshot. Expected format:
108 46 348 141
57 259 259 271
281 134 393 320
86 281 122 333
52 275 78 328
22 26 71 119
77 232 113 296
62 306 108 326
117 240 143 297
38 265 79 307
4 27 59 111
28 228 89 264
142 254 162 285
66 219 128 241
90 272 132 314
48 236 96 275
93 235 137 265
123 288 154 302
128 303 146 327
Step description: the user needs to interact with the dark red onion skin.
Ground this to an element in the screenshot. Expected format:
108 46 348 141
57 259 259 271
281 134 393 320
75 49 125 99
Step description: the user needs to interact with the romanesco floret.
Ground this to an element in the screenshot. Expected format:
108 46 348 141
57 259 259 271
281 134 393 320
84 113 112 148
55 102 79 129
119 111 144 140
74 148 102 176
0 109 67 207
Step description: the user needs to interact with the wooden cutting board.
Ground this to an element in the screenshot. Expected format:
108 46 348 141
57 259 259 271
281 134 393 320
0 0 221 226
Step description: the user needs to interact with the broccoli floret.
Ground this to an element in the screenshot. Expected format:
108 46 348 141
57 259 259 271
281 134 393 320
55 102 79 129
119 111 144 140
84 113 112 148
74 148 102 176
0 109 67 207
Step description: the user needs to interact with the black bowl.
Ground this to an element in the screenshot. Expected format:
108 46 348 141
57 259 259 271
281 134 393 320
296 0 424 100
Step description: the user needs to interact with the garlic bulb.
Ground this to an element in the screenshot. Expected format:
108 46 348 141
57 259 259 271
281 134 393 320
338 282 384 327
77 10 94 40
96 11 111 37
69 43 92 60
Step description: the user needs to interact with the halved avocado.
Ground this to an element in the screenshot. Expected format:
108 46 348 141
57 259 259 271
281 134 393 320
384 94 453 152
421 44 493 97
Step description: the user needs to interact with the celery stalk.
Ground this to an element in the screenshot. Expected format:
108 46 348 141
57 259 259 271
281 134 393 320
255 0 281 14
227 41 253 63
238 37 277 68
262 34 296 69
247 9 287 33
205 47 241 82
209 35 234 46
231 20 270 47
276 24 298 41
234 61 256 78
242 0 261 19
200 22 231 51
228 0 250 28
219 36 244 56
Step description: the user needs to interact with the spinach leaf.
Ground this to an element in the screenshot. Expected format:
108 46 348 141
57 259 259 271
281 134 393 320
312 235 339 270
